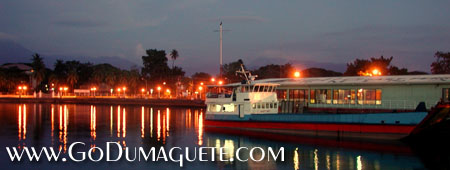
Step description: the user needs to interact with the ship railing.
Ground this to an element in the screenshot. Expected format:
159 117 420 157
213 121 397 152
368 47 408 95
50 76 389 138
286 99 438 111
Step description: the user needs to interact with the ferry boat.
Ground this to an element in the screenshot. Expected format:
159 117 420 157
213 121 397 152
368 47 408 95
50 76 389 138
204 65 450 140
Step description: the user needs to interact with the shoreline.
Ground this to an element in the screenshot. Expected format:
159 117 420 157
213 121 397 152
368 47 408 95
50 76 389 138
0 97 205 107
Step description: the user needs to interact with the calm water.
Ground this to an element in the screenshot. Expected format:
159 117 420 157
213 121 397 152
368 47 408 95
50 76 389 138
0 103 447 170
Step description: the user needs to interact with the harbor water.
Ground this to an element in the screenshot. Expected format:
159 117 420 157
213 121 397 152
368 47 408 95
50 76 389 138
0 103 448 170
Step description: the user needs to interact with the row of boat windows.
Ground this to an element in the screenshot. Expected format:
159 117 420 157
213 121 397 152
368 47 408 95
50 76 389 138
252 102 278 109
278 89 382 105
240 85 277 93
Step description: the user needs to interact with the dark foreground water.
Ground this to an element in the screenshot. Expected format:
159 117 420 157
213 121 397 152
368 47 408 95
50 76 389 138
0 103 448 170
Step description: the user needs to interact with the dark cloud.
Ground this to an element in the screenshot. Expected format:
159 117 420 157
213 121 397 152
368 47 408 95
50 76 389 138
206 16 267 24
52 19 109 28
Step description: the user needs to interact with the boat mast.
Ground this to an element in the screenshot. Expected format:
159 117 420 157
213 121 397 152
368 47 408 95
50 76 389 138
219 22 223 78
236 64 257 84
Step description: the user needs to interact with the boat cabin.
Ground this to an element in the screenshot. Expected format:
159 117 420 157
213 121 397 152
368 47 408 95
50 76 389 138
206 83 279 116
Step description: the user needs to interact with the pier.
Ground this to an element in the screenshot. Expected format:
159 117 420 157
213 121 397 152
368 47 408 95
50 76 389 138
0 96 205 107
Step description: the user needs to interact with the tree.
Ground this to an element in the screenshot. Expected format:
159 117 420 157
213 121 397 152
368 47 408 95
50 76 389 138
344 56 416 76
170 49 179 69
431 51 450 74
344 56 392 76
222 59 245 83
31 53 46 90
301 68 342 77
141 49 170 82
192 72 211 82
252 64 295 79
67 69 78 90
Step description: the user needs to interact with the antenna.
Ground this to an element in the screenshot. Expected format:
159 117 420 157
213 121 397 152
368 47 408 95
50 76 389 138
236 64 257 84
213 22 231 78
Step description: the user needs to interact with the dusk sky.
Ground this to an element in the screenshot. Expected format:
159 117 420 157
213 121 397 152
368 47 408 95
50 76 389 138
1 0 450 75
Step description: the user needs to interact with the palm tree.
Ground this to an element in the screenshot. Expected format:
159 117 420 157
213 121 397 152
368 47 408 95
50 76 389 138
31 53 46 90
170 49 179 69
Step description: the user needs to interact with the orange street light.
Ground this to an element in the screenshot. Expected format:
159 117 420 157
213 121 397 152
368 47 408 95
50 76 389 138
294 71 301 78
372 69 381 76
117 88 121 92
157 86 162 98
218 80 223 85
163 82 166 85
141 88 145 92
91 87 97 97
200 82 204 86
211 78 215 82
18 86 22 90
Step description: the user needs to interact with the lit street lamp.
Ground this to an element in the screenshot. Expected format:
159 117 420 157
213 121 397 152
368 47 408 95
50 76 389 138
157 86 162 98
141 88 145 98
18 85 27 98
166 89 171 98
294 71 301 78
63 87 68 96
198 86 203 100
91 87 97 97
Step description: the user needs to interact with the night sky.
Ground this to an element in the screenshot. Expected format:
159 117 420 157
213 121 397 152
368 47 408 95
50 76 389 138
1 0 450 75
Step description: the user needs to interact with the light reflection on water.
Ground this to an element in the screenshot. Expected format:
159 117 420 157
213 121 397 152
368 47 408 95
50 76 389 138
0 103 445 170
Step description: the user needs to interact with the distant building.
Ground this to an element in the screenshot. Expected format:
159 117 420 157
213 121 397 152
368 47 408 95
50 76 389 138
1 63 37 89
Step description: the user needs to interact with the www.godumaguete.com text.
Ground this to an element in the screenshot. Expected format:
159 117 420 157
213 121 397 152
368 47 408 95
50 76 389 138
6 142 285 167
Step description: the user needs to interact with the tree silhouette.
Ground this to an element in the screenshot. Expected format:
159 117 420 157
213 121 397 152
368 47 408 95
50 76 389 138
431 51 450 74
170 49 179 69
31 53 46 90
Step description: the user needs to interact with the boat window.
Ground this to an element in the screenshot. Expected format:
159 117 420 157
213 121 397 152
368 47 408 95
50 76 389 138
313 89 329 104
262 103 266 109
333 90 339 104
209 104 222 112
252 103 256 109
274 103 278 108
336 89 353 104
356 89 382 105
351 90 356 104
257 103 261 109
277 89 287 100
270 103 273 108
357 89 364 104
376 89 382 105
222 104 236 112
288 89 307 101
326 90 332 104
266 103 270 108
310 90 316 104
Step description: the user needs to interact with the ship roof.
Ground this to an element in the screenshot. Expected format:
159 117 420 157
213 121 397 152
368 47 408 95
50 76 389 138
223 74 450 86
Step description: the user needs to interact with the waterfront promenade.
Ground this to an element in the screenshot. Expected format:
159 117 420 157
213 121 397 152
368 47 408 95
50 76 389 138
0 95 205 107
